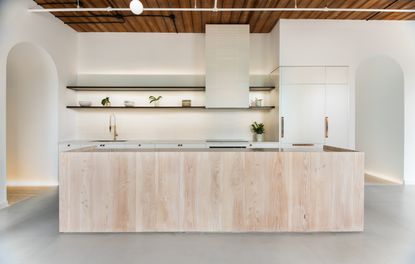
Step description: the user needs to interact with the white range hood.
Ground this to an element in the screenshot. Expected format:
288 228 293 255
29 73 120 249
205 25 250 108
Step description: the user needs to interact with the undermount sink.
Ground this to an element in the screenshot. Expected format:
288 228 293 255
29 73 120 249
92 140 128 142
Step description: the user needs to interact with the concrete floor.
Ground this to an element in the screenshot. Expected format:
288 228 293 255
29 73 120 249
0 186 414 264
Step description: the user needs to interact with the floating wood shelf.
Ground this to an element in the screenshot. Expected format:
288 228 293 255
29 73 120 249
67 86 206 91
66 86 275 92
249 86 276 91
67 106 276 110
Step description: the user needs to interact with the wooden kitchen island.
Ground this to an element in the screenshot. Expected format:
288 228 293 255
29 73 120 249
59 147 364 233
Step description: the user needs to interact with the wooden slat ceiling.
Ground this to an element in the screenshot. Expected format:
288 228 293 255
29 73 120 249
34 0 415 33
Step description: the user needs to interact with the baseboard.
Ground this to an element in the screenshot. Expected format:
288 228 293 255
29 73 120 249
404 179 415 185
0 200 9 209
7 181 59 187
365 172 403 185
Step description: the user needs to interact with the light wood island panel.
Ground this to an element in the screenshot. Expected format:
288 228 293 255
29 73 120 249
59 149 364 232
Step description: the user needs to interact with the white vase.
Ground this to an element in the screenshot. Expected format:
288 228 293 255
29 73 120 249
255 134 264 142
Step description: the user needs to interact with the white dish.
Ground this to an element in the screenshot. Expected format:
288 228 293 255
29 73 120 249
124 101 135 107
79 101 92 107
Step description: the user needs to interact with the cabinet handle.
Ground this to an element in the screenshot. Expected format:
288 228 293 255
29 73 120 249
325 117 329 138
281 117 284 138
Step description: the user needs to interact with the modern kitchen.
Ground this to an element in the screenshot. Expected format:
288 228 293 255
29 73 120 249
0 0 414 263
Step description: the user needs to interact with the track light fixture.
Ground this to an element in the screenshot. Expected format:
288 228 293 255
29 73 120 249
129 0 143 15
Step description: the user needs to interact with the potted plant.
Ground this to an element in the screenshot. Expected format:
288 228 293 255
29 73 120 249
101 97 111 107
251 122 265 142
149 95 162 107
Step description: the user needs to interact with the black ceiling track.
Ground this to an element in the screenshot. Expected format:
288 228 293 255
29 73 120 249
37 1 83 7
61 15 178 33
37 0 179 33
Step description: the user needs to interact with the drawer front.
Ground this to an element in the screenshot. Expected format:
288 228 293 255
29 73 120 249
155 143 206 149
248 142 279 148
59 144 94 152
137 143 156 149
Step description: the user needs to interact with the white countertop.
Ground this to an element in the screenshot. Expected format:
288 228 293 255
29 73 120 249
59 139 279 144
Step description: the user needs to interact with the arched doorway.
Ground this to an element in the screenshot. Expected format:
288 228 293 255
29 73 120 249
356 56 404 183
6 43 59 187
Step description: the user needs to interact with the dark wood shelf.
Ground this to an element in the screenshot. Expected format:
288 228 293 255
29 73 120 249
66 86 275 92
249 86 276 91
67 106 276 110
67 86 206 91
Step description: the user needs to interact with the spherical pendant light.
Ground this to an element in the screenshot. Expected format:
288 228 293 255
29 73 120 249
130 0 144 15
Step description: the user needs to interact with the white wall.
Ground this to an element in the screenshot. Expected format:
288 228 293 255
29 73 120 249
74 32 278 142
0 0 78 205
356 56 404 183
78 32 274 75
278 19 415 184
7 43 59 186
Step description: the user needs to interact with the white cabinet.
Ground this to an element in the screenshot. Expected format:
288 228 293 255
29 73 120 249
325 84 350 148
137 143 155 149
280 84 326 144
280 67 325 85
279 66 350 147
205 25 250 108
59 143 95 152
155 143 206 149
247 142 279 148
326 67 348 84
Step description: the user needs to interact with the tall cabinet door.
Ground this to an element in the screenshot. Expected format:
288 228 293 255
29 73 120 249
325 84 350 148
280 84 326 144
205 25 250 108
325 67 350 148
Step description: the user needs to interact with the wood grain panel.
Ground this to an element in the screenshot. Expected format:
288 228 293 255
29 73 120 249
135 152 157 231
306 152 364 231
35 0 415 33
60 150 364 232
155 152 182 231
59 152 136 232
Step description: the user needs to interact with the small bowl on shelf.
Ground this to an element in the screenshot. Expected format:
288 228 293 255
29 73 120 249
124 101 135 107
79 101 92 107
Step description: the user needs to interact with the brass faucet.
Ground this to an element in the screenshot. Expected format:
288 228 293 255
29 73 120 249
109 113 118 141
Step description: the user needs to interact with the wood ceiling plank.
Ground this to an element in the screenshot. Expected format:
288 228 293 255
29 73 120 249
190 1 203 33
168 0 185 32
220 0 234 25
108 0 135 32
229 0 245 25
373 0 415 20
238 0 257 24
345 0 387 20
178 0 193 32
252 0 277 33
155 0 175 32
261 0 292 32
34 0 415 33
86 1 117 32
140 0 161 32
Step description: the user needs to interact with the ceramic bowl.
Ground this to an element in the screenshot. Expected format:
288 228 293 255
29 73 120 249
124 101 135 107
79 101 92 107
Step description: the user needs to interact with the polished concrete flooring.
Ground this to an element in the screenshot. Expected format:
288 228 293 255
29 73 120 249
0 186 414 264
